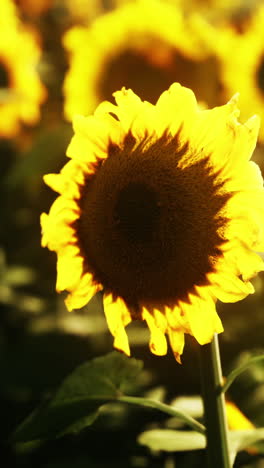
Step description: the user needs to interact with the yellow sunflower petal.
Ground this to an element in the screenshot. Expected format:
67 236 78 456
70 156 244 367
224 161 263 192
113 88 149 134
182 293 223 345
40 197 79 251
67 116 108 162
225 243 264 282
65 277 101 312
156 82 197 136
44 173 81 199
142 308 168 356
167 328 185 364
41 211 76 251
189 95 260 170
103 294 131 356
224 213 264 253
211 272 255 303
56 247 83 292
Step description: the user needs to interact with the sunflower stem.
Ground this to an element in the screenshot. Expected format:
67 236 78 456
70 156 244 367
199 334 231 468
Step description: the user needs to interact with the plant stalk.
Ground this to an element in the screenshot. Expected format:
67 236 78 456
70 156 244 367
199 334 231 468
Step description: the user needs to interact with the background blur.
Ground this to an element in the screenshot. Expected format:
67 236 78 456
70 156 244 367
1 0 264 467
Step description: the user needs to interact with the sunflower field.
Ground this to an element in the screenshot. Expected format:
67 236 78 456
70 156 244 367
1 1 264 467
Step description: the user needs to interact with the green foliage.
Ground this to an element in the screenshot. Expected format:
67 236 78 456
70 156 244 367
138 429 206 452
226 350 264 430
138 427 264 465
222 353 264 394
13 346 264 466
12 351 206 444
13 351 143 442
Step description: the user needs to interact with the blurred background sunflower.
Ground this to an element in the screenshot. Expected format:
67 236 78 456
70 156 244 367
1 1 264 467
204 4 264 143
0 0 46 138
62 0 226 119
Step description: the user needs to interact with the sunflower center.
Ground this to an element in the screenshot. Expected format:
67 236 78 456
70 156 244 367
77 132 229 310
256 55 264 94
0 61 10 88
98 43 223 107
114 183 160 243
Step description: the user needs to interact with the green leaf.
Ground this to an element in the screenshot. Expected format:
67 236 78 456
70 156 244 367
228 428 264 466
138 429 206 452
12 351 143 442
222 354 264 394
138 427 264 462
229 427 264 453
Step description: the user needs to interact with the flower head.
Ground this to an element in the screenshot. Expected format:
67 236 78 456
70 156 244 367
201 4 264 142
63 0 224 121
0 0 46 137
41 83 264 362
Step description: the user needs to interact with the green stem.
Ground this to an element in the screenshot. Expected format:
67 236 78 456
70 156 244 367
199 334 231 468
117 395 205 434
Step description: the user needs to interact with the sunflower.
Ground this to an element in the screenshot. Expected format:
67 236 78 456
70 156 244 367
0 1 46 137
1 0 19 29
41 83 264 362
199 4 264 143
63 0 225 121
